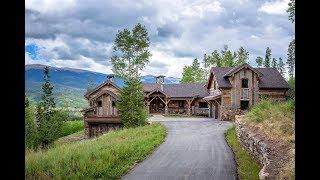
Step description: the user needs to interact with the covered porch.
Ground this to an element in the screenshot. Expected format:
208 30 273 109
203 94 221 119
145 89 209 116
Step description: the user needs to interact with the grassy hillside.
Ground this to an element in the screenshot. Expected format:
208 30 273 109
26 81 88 109
26 123 166 179
244 100 295 179
25 64 180 109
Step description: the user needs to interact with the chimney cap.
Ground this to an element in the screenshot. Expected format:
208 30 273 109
107 74 115 78
156 75 165 78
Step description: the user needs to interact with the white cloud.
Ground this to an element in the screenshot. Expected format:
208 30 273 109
258 0 289 15
25 0 294 78
26 0 76 14
142 49 193 78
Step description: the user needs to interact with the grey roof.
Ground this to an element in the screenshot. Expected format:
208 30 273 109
142 83 209 98
84 80 121 98
210 66 290 89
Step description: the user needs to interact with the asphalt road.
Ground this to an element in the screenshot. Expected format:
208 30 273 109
122 118 237 180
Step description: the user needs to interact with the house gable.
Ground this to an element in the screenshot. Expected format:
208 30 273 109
85 80 121 100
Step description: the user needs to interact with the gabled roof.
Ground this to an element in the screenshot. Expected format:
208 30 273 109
210 66 289 89
91 89 119 101
146 87 169 97
84 80 121 99
223 63 263 77
142 83 209 98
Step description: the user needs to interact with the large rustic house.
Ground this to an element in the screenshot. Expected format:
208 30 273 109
82 63 289 137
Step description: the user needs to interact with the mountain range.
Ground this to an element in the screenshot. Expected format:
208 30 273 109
25 64 180 108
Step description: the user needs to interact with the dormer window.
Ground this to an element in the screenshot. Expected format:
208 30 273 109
242 79 248 88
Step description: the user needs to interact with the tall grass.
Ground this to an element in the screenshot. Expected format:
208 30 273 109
26 123 166 179
245 99 295 142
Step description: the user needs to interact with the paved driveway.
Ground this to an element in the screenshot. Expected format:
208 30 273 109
122 116 237 180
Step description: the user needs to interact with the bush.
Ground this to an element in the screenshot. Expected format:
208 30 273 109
247 99 273 122
25 104 39 149
26 123 166 179
60 120 84 137
117 79 148 128
36 107 67 148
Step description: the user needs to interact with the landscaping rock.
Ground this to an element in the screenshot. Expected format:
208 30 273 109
234 115 290 180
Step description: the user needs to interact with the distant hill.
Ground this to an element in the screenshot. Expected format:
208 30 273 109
25 64 180 109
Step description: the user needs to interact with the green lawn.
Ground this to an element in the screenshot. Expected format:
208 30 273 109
26 123 167 179
225 126 260 180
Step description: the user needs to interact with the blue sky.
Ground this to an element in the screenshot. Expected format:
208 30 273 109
25 0 294 78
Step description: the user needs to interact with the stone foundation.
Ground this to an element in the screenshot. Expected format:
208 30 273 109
85 122 122 138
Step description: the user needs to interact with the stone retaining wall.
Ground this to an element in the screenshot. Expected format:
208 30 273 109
235 116 271 180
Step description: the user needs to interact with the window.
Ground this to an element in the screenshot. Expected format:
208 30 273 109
112 101 116 107
178 101 185 108
199 102 208 108
97 100 102 107
242 79 248 88
240 100 249 110
213 80 216 89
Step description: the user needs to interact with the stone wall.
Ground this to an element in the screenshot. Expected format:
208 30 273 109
85 122 122 138
235 116 280 180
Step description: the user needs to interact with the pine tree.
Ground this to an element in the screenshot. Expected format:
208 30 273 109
264 47 271 67
36 66 62 148
271 58 278 69
287 0 295 23
277 57 285 77
117 79 148 127
287 39 295 78
255 56 263 67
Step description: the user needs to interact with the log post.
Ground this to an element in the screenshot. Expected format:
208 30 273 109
165 98 170 115
187 99 192 116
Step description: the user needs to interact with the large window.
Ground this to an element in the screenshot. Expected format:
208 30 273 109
199 102 208 108
242 79 248 88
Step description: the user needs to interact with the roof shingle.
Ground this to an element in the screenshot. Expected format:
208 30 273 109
210 66 289 89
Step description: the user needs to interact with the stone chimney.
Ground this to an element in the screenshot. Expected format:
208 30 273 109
156 75 165 91
106 74 115 82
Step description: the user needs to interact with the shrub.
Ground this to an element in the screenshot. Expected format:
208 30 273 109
25 104 39 149
60 120 84 137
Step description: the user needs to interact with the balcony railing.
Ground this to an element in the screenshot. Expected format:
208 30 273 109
241 88 249 100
